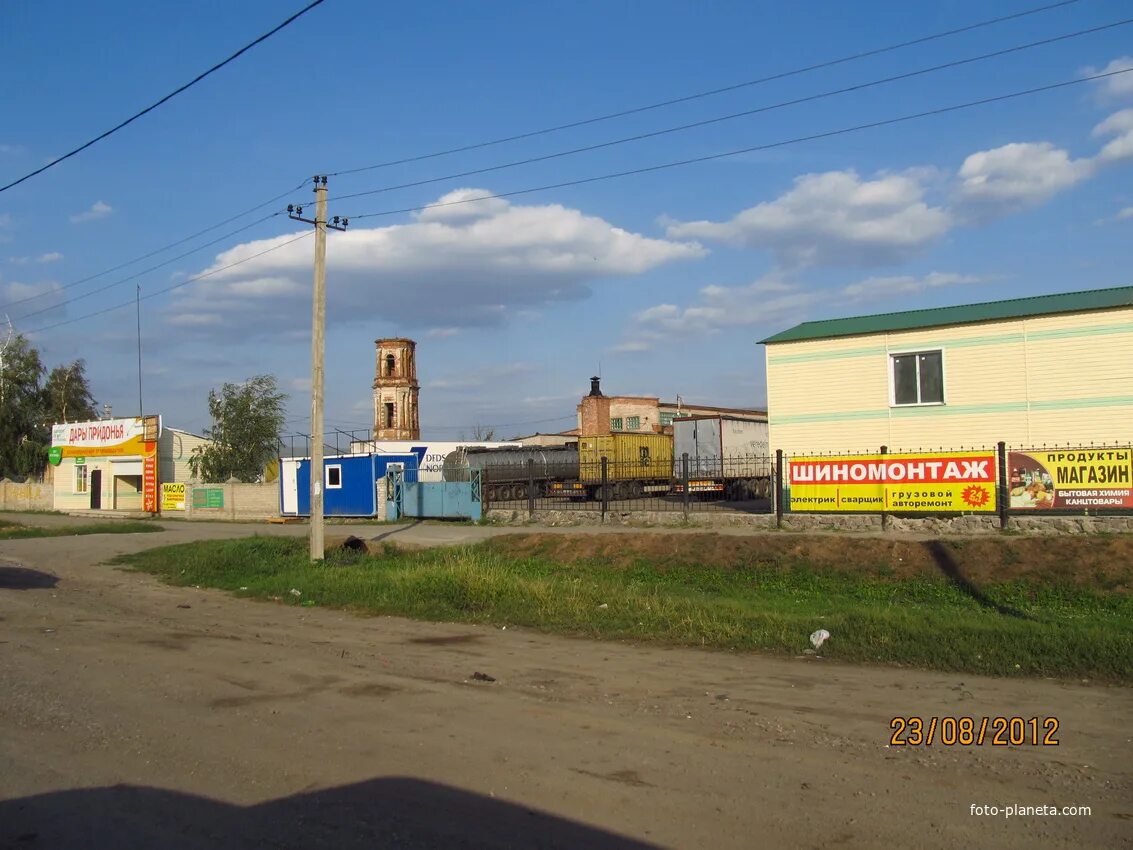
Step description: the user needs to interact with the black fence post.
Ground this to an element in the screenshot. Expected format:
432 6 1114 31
879 445 888 531
997 440 1009 530
775 449 784 529
527 458 536 518
681 452 690 520
600 456 609 521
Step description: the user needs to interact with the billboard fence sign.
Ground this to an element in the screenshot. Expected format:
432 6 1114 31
787 451 998 513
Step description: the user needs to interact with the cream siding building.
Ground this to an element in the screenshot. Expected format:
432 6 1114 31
761 286 1133 455
51 419 209 513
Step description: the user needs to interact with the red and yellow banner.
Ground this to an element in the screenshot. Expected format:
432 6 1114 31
143 454 158 513
1008 448 1133 510
788 451 997 512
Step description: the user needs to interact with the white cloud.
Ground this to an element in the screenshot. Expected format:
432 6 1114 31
167 189 705 339
0 279 65 317
1093 109 1133 164
0 144 21 156
426 362 534 392
426 327 461 338
954 143 1095 218
1084 56 1133 100
166 312 224 327
665 170 951 267
70 201 113 223
1118 206 1133 220
8 251 62 265
840 271 990 301
415 189 510 224
617 271 994 351
617 277 823 351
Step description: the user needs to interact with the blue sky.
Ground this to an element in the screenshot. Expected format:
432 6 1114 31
2 0 1131 440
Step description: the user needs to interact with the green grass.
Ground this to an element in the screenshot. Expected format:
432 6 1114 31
111 536 1133 681
0 520 163 539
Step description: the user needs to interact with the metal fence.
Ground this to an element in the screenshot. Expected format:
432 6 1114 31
468 454 776 517
469 441 1133 524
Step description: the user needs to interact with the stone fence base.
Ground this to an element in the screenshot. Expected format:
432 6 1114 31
486 508 1133 535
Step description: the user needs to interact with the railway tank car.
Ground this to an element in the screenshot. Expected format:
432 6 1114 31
442 445 580 501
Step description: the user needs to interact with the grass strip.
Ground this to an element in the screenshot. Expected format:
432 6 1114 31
112 536 1133 682
0 521 163 540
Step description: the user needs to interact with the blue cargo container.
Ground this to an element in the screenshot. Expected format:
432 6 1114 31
280 453 418 517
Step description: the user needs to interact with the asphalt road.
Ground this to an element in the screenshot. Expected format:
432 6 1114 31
1 514 1130 849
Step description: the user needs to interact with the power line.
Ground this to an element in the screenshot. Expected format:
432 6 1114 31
345 67 1133 222
26 231 313 334
331 18 1131 205
11 212 285 322
327 0 1084 178
3 2 1086 319
0 0 329 194
0 180 306 314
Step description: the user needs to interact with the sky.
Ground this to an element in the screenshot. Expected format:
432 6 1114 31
1 0 1131 442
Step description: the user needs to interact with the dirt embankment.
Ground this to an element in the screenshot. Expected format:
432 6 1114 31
479 532 1133 590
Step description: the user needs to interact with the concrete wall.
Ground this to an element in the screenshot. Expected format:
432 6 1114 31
184 481 279 521
765 306 1133 454
0 478 53 512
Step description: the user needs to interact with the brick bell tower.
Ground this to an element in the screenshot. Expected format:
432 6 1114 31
372 338 420 440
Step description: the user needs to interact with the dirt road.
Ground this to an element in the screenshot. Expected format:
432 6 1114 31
1 517 1130 849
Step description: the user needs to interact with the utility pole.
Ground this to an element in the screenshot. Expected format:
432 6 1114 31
136 285 143 418
288 176 347 561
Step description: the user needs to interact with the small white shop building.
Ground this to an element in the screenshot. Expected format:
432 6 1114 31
50 416 209 513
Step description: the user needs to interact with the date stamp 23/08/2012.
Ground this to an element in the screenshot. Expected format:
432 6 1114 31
889 716 1059 747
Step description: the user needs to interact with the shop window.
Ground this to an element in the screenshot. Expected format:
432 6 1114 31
891 351 944 406
610 417 623 431
326 465 342 489
626 415 641 430
74 464 88 494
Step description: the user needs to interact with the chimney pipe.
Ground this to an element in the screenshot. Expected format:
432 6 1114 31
589 376 603 397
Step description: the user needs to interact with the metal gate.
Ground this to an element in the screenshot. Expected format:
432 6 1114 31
387 469 482 521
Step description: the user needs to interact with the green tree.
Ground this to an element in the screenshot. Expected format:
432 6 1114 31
189 375 288 483
42 359 98 424
0 334 47 480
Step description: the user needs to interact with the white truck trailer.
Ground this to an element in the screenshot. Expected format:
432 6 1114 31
672 414 772 499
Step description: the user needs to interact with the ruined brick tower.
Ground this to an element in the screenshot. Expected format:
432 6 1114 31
372 338 420 440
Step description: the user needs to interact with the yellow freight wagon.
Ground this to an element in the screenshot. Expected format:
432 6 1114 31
578 433 674 487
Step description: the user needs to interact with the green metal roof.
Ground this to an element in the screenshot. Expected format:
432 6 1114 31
760 285 1133 344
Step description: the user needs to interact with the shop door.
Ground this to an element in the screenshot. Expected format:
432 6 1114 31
90 470 102 509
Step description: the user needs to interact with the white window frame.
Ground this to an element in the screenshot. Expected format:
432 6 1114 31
325 464 343 489
888 348 947 407
74 463 88 494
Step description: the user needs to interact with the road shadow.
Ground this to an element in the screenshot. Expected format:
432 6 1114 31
0 777 659 849
923 540 1031 619
0 566 59 590
368 519 424 545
